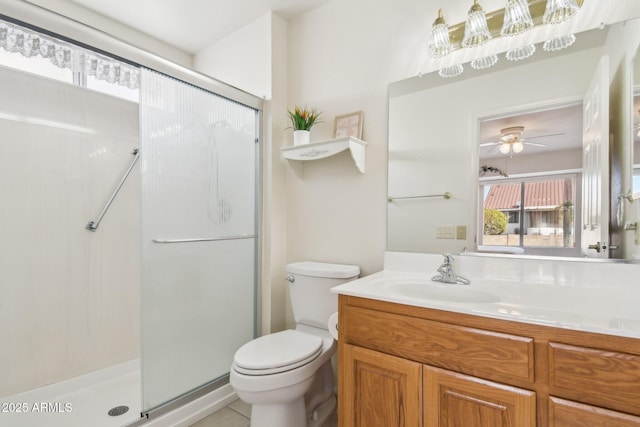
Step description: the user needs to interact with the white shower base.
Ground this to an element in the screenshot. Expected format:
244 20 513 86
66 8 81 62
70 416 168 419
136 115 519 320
0 359 238 427
0 359 141 427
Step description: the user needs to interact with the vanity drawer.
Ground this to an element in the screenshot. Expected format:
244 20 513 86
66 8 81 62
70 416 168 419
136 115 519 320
549 397 640 426
548 342 640 415
342 305 534 383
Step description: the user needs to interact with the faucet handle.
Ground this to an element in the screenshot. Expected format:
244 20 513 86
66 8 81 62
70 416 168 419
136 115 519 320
442 253 453 264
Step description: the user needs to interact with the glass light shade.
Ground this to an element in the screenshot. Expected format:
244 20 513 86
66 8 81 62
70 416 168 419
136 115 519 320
506 43 536 61
501 0 534 37
438 64 464 78
543 0 579 25
462 0 491 48
543 33 576 52
499 143 511 154
428 9 451 58
471 54 498 70
512 141 524 153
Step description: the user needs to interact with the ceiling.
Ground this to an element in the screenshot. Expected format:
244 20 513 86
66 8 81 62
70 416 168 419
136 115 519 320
67 0 330 54
479 103 583 160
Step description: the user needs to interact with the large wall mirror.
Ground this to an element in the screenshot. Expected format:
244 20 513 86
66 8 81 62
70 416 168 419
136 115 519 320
388 17 640 260
635 50 640 202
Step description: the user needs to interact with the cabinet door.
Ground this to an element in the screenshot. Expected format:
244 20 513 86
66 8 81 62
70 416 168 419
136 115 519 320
341 343 422 427
549 397 640 427
424 365 535 427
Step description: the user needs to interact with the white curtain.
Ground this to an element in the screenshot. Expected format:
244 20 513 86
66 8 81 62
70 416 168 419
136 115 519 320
0 19 139 89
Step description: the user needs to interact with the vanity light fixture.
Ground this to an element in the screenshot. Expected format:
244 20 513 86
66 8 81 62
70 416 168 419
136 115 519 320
438 64 464 78
543 33 576 51
428 9 451 58
506 43 536 61
542 0 580 25
462 0 491 48
501 0 534 37
429 0 583 78
471 54 498 70
542 0 579 52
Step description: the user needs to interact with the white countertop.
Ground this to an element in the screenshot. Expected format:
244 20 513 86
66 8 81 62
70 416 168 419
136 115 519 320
331 252 640 339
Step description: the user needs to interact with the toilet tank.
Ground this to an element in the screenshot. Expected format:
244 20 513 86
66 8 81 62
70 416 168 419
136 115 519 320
286 261 360 330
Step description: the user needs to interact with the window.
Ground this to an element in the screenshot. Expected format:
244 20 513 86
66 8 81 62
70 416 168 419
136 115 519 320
0 19 139 102
481 175 576 249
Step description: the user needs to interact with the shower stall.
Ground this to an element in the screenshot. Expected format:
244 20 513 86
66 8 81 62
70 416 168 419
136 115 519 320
0 10 260 427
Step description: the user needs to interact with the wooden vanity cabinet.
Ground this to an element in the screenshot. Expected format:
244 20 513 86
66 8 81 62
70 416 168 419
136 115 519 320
342 344 422 426
338 295 640 427
423 365 536 427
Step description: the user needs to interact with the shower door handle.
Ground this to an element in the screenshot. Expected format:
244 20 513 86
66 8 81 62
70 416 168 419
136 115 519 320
153 234 255 244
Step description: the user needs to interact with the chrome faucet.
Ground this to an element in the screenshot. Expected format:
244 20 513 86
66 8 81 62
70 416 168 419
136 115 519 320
432 253 470 285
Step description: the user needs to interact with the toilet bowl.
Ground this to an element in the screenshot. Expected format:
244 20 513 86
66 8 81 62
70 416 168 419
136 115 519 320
230 261 359 427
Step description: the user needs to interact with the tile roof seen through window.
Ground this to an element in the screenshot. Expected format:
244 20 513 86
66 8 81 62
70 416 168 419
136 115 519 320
484 180 573 211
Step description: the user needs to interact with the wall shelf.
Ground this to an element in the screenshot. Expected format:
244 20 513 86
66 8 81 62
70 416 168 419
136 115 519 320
281 136 368 173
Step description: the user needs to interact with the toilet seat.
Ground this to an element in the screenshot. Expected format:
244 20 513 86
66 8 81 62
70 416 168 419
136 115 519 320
233 330 323 376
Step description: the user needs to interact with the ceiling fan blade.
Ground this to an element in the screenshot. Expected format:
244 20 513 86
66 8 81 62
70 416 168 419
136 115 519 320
480 141 500 147
524 141 546 147
524 132 565 140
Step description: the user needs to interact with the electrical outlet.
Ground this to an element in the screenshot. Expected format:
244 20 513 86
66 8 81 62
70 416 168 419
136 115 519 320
456 225 467 240
436 226 455 239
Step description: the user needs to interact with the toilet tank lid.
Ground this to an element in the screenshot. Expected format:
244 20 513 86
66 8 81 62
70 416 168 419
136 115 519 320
286 261 360 279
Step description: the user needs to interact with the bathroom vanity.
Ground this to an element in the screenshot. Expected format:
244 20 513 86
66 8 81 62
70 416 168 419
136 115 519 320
332 253 640 427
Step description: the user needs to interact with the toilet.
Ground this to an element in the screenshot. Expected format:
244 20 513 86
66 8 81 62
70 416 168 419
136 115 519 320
230 261 360 427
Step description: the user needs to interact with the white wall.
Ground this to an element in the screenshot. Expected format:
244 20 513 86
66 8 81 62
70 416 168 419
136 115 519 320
0 66 140 397
194 13 272 99
285 0 411 279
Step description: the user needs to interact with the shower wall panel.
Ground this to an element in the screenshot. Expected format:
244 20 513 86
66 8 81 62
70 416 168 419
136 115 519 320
0 66 141 397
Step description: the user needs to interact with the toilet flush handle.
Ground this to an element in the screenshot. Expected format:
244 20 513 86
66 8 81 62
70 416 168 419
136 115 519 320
286 274 295 283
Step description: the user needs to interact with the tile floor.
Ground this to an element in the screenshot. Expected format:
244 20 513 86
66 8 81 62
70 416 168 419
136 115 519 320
190 398 338 427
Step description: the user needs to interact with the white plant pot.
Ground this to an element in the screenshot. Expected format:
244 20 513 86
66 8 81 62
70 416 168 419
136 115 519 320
293 130 311 146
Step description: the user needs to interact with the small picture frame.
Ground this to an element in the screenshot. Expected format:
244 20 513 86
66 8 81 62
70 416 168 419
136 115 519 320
333 111 363 139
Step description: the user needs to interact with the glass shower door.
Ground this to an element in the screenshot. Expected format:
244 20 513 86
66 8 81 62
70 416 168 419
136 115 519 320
139 69 257 412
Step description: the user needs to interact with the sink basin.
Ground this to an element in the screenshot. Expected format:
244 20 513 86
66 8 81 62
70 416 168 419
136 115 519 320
374 278 500 303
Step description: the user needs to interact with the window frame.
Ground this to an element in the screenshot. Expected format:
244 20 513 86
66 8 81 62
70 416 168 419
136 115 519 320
478 170 582 257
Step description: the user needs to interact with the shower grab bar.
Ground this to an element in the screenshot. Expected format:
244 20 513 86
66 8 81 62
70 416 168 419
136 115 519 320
153 234 256 244
86 148 140 232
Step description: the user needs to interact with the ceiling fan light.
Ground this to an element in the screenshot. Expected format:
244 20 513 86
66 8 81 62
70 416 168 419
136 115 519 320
499 143 512 154
512 141 524 153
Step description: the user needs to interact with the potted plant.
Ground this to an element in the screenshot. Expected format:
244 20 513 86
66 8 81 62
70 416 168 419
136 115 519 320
287 105 322 146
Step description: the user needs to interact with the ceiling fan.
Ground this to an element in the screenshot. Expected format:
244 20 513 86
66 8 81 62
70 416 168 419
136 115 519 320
480 126 559 154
